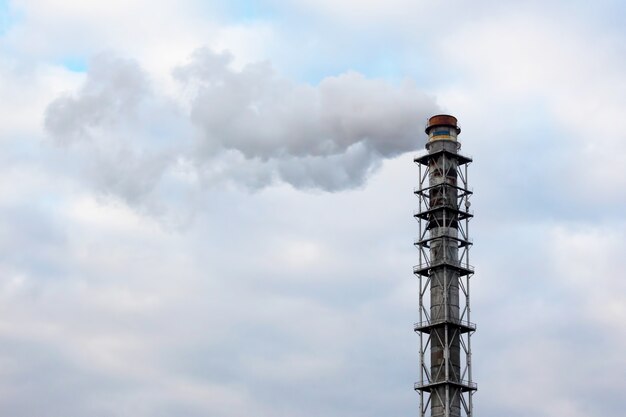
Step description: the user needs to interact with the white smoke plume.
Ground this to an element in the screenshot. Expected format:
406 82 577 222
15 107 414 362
45 49 439 202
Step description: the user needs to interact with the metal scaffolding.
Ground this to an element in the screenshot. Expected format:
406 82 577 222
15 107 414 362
413 115 477 417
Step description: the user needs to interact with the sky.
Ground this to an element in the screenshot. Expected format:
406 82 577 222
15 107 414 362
0 1 626 416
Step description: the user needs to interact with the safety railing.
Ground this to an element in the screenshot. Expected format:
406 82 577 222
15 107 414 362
414 317 476 331
413 260 474 274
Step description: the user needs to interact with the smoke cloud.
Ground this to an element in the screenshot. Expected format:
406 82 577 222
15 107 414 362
45 48 438 202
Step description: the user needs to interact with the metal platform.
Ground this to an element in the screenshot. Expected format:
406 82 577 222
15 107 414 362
413 183 473 198
414 379 478 393
414 235 473 249
413 260 474 277
413 206 474 221
414 318 476 334
414 149 473 166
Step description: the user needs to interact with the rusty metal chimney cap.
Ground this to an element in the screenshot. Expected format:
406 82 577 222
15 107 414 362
425 114 461 134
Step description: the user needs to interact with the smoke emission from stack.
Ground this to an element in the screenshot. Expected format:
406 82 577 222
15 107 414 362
45 49 439 204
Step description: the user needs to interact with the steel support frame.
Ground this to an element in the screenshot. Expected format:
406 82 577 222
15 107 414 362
414 150 476 417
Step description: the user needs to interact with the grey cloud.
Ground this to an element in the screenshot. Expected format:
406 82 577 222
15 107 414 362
45 54 194 209
273 142 381 191
45 48 438 201
45 54 149 144
0 337 120 417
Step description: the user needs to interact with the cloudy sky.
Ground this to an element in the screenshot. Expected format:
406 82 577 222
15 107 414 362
1 0 626 416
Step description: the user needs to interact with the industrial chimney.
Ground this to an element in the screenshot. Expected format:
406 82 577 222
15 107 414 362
413 115 477 417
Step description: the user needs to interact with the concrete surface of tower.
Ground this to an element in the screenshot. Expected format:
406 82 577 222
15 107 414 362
413 115 477 417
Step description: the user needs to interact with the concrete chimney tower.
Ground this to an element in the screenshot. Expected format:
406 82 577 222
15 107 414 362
413 115 477 417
